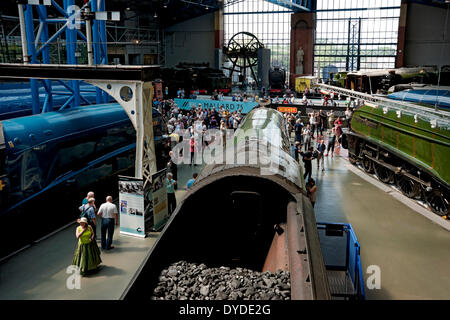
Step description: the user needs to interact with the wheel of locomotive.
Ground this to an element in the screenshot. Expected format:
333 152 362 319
349 153 357 164
361 156 374 173
396 175 421 199
373 163 394 184
425 189 449 217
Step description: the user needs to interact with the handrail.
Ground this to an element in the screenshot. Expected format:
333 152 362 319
316 221 365 300
317 83 450 130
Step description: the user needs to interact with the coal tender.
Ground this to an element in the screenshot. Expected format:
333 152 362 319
122 107 330 300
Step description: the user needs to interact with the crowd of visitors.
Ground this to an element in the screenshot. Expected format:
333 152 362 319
71 89 355 276
154 99 244 140
282 102 353 206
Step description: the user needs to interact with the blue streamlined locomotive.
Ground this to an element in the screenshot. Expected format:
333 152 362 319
0 81 113 120
0 103 167 258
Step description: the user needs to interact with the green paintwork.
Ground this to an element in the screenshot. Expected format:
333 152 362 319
232 107 305 190
334 72 347 88
351 105 450 185
235 107 291 153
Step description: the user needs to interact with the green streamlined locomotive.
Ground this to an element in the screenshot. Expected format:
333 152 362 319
345 102 450 217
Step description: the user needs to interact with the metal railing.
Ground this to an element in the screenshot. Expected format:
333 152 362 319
317 221 365 300
317 83 450 130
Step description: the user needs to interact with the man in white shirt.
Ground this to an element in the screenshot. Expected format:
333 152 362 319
98 196 118 250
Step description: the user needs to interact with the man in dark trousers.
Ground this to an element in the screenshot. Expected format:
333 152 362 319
166 173 177 215
167 151 178 190
97 196 118 250
294 119 304 144
293 141 301 162
301 146 314 181
316 139 326 172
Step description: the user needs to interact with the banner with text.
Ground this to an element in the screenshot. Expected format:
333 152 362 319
175 98 258 114
119 176 146 238
150 168 169 231
271 103 347 117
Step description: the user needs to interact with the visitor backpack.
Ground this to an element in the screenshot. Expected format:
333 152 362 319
79 204 92 224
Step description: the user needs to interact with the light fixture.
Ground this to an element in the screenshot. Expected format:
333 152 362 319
154 12 157 18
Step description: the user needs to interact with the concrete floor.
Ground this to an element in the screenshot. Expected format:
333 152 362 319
312 149 450 300
1 147 449 299
0 165 197 300
0 225 161 300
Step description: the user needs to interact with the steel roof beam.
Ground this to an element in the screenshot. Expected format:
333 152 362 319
264 0 311 12
0 63 160 82
0 63 158 181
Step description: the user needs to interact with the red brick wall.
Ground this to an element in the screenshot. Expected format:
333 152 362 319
290 12 315 87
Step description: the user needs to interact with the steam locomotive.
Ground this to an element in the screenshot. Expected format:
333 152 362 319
122 107 332 300
344 67 450 94
268 67 286 96
0 81 112 120
0 103 167 257
344 102 450 218
159 63 231 98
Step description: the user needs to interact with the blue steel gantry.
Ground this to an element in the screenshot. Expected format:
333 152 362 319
18 0 115 114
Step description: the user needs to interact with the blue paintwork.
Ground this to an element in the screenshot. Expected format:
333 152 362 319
21 1 108 112
388 89 450 109
316 222 365 300
322 65 338 83
0 82 113 120
174 98 258 114
0 103 164 215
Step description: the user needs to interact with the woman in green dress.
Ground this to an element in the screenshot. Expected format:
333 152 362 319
73 217 102 276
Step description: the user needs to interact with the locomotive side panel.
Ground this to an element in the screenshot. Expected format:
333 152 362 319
351 105 450 185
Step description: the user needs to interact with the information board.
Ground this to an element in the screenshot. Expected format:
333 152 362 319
119 176 146 238
150 169 169 231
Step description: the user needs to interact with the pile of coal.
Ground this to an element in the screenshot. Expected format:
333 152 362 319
151 261 291 300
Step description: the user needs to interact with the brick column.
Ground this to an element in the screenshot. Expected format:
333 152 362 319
396 0 408 68
290 12 315 87
214 9 224 49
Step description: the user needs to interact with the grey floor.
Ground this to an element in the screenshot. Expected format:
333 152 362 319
0 151 449 299
0 165 197 300
312 149 450 299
